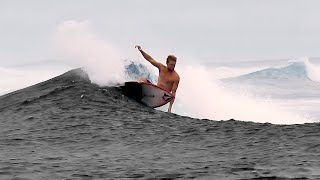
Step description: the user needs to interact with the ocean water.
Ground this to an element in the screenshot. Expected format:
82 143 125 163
1 68 320 180
1 21 320 179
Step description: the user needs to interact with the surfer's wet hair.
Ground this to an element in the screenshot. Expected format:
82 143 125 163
166 55 177 64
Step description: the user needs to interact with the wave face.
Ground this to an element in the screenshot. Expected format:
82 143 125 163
0 68 319 179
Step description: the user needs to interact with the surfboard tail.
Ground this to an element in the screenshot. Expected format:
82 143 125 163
120 82 143 101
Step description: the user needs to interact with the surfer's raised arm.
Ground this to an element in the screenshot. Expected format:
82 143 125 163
135 45 162 69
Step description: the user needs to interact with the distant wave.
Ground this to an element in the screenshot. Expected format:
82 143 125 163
224 61 309 81
222 58 320 84
220 59 320 100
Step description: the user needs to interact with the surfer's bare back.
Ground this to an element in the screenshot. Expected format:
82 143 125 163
135 45 180 113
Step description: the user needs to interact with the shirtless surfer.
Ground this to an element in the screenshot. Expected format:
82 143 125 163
135 45 180 113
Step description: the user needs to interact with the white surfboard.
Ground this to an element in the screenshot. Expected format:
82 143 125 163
122 81 174 108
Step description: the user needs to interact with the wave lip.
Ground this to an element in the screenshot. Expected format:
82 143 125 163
124 60 157 83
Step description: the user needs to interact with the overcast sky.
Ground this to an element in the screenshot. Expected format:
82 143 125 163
1 0 320 66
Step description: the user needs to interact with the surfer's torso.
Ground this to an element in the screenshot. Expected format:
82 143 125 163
157 65 179 92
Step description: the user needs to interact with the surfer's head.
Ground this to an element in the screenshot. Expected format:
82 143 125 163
166 55 177 71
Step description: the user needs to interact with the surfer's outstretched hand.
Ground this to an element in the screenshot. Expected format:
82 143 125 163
135 45 142 51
